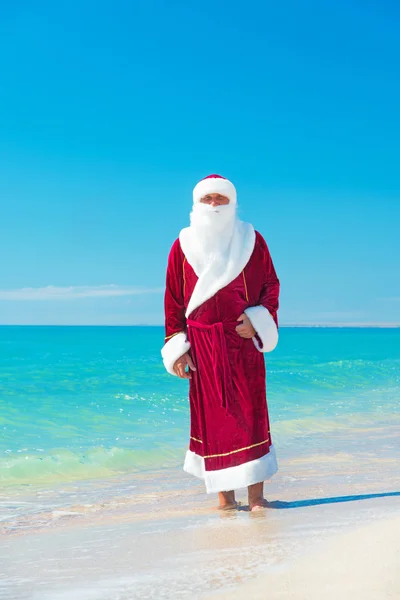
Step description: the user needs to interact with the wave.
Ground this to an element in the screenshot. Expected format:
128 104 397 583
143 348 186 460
2 410 399 488
272 411 400 437
0 445 184 487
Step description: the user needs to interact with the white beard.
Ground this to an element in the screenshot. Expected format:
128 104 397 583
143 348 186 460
188 203 237 276
179 203 256 318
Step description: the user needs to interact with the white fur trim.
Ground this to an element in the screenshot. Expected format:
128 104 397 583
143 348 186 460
161 332 190 376
193 177 237 204
244 305 278 352
183 449 206 479
184 445 278 494
180 221 256 317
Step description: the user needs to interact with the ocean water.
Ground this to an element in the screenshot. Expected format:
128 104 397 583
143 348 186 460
1 326 400 600
1 325 399 488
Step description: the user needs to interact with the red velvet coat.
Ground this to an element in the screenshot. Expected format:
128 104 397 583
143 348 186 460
163 231 280 493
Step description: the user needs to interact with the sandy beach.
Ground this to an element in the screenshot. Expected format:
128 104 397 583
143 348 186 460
208 513 400 600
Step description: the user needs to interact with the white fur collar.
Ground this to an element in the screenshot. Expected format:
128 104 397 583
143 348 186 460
179 220 255 318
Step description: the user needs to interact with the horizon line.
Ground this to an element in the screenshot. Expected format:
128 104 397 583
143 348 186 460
0 323 399 328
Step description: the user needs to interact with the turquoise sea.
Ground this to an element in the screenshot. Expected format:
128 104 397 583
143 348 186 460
1 325 399 487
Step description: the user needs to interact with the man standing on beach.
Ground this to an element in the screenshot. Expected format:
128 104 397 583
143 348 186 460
161 175 280 511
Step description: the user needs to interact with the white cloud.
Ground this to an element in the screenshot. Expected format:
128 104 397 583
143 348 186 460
0 285 163 301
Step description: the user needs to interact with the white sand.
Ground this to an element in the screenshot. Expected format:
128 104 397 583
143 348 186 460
208 514 400 600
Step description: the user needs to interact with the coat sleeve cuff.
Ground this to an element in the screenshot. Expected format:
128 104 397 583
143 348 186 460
244 306 278 353
161 332 191 375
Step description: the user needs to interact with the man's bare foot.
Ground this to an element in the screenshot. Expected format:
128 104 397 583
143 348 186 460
248 481 268 511
217 501 238 511
218 490 236 510
249 498 268 511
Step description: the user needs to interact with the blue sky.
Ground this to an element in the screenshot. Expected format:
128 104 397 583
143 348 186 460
1 0 399 325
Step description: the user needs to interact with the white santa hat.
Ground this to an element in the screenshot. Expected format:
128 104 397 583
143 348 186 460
193 174 237 205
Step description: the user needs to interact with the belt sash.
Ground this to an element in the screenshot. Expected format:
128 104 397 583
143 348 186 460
187 319 235 416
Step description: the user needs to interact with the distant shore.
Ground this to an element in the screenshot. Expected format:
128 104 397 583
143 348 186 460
280 322 400 328
1 323 400 328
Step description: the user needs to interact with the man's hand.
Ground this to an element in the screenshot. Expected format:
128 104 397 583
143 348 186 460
173 352 196 379
236 313 256 339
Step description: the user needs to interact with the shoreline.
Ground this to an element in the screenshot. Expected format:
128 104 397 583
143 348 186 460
2 484 399 599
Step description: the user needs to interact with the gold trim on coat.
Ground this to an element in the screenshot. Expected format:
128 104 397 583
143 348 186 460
164 330 184 341
242 270 249 302
183 257 187 297
204 438 269 459
190 436 203 444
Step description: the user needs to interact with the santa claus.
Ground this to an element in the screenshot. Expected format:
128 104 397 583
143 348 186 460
161 174 280 511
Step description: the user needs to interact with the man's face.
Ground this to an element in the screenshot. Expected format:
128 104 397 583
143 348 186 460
200 193 230 207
